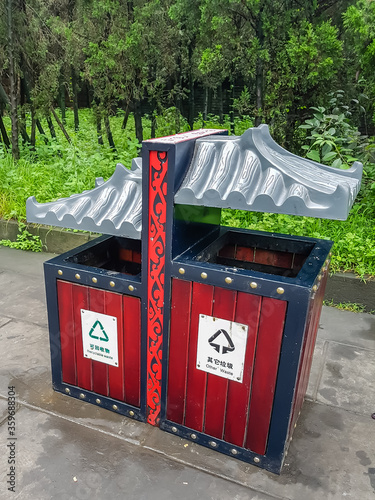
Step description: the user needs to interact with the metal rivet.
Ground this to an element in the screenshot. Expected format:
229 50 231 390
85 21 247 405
171 426 178 433
96 398 101 404
225 277 233 284
109 281 115 287
190 433 197 440
318 275 322 281
65 388 70 394
75 273 81 280
230 448 238 455
250 282 258 289
129 410 135 417
254 456 260 463
179 268 185 275
201 272 207 279
209 441 217 448
58 270 63 276
112 404 118 411
329 252 332 257
312 285 318 292
128 285 134 292
276 287 284 295
79 393 85 399
92 277 97 284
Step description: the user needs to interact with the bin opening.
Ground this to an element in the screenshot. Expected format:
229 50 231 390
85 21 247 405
66 237 141 276
195 230 314 278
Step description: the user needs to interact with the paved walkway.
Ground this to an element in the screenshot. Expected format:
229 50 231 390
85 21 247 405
0 247 374 499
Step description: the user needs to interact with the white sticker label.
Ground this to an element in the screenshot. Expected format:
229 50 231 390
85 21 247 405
196 315 248 383
81 309 118 367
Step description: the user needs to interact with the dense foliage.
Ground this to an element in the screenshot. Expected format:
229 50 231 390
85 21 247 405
0 1 374 276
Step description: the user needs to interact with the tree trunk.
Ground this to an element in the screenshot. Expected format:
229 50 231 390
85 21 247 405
47 116 56 139
134 100 143 143
255 11 264 127
51 107 72 144
71 66 79 131
0 115 10 148
121 103 131 130
218 84 224 123
203 86 208 125
95 107 103 145
36 119 48 144
6 0 19 159
30 112 36 149
188 45 195 130
229 81 235 134
59 72 66 124
104 114 116 150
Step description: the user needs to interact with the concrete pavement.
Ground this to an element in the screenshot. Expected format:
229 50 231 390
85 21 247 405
0 246 374 499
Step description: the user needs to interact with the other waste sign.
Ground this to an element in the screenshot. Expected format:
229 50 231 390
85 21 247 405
81 309 118 367
196 314 248 383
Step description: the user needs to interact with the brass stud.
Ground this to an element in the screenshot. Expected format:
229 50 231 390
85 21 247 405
230 448 238 455
318 274 322 281
109 281 115 288
95 398 101 404
329 252 332 257
128 285 134 292
171 426 178 433
79 393 85 399
201 272 207 279
254 457 260 463
92 277 97 284
75 273 81 280
209 441 217 448
129 410 135 417
179 268 185 275
65 388 70 394
276 287 285 295
250 282 258 289
112 404 118 411
225 277 233 284
312 285 318 292
190 433 197 440
58 270 63 276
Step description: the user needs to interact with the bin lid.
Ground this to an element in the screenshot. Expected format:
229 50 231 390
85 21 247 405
175 125 363 221
26 158 143 239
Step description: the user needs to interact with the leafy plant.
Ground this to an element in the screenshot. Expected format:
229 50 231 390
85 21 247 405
0 222 43 252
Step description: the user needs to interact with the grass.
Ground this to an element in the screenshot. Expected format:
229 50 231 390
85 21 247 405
0 108 374 277
323 299 374 314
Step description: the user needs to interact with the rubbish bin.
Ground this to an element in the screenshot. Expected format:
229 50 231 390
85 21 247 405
27 125 362 473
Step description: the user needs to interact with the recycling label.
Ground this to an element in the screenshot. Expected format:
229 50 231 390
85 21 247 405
196 314 248 383
81 309 118 367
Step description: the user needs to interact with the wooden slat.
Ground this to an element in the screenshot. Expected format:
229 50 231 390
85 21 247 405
119 248 133 262
105 291 125 402
133 250 142 264
218 244 236 258
235 246 254 262
167 279 192 423
72 284 91 390
224 293 262 446
184 282 214 431
57 281 76 385
204 288 236 439
245 297 287 455
89 288 109 397
123 295 141 407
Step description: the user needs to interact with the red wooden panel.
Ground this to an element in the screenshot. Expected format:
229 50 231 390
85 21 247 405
235 246 255 262
293 253 306 272
123 295 141 407
184 283 214 431
204 288 236 439
89 288 109 397
72 284 92 391
133 250 142 264
167 279 192 423
254 248 276 266
245 297 287 455
273 251 293 269
119 248 133 261
224 293 262 446
105 291 125 401
58 281 76 385
218 244 236 258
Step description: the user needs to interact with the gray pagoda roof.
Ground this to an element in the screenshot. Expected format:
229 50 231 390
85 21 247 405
175 125 362 220
26 125 363 239
26 159 142 239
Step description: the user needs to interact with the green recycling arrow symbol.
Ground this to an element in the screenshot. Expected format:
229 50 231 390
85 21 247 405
88 320 109 342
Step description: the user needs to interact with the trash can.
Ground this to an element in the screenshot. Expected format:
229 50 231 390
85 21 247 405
27 125 362 473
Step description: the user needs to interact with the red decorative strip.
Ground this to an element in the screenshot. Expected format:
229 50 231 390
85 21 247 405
147 150 168 425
